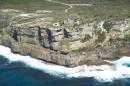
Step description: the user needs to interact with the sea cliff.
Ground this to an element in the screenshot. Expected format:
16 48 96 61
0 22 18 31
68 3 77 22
0 9 130 67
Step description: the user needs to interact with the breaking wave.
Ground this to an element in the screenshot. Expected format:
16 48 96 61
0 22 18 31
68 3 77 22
0 45 130 82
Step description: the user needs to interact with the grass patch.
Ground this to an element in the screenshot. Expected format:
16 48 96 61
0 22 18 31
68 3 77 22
54 0 130 4
0 0 68 12
94 30 106 43
0 0 130 20
16 18 36 24
81 34 92 43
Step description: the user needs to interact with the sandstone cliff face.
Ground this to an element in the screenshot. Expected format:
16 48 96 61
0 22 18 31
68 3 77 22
0 10 130 67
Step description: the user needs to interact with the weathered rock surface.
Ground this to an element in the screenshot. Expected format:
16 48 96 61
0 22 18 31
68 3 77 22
0 10 130 67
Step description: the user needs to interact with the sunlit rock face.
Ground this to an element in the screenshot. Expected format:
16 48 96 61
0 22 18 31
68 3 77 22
0 10 130 67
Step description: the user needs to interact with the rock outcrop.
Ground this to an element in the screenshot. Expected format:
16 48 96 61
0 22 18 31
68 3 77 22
0 10 130 67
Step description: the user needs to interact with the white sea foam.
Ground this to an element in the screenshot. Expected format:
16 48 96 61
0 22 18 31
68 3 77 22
0 45 130 82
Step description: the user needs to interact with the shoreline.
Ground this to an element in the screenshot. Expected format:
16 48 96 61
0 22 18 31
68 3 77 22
0 45 130 82
0 9 130 67
1 39 130 67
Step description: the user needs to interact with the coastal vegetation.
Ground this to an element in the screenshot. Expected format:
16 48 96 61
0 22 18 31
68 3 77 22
81 34 91 43
0 0 130 67
123 30 130 42
0 0 68 12
0 0 130 21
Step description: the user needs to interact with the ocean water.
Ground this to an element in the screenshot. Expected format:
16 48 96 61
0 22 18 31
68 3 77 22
0 46 130 86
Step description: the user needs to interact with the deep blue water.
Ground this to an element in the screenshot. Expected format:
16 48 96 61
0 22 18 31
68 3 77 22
0 55 130 86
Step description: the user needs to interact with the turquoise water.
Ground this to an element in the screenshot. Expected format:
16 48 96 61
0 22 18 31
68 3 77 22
0 46 130 86
0 55 130 86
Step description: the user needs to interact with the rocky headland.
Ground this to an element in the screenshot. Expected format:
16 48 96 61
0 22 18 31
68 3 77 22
0 9 130 67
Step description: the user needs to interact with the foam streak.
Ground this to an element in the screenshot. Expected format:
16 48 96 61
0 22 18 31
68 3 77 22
0 45 130 82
